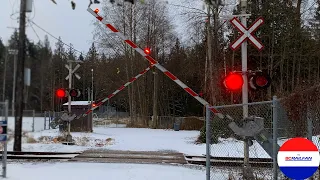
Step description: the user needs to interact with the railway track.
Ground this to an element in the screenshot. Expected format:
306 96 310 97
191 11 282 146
185 155 273 168
0 151 81 160
0 151 273 167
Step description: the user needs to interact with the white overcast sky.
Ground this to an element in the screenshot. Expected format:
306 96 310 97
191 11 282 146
0 0 205 55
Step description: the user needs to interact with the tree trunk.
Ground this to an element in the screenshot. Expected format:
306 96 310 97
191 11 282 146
286 54 289 92
231 50 235 103
206 5 213 105
122 5 133 124
308 56 311 85
152 67 158 128
291 54 296 91
268 9 275 100
40 57 43 112
297 54 301 86
280 39 285 93
129 5 136 124
317 58 320 81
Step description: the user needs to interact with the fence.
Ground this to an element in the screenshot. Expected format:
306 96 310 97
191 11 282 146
43 111 63 130
7 110 47 132
279 85 320 145
0 100 8 178
205 97 294 180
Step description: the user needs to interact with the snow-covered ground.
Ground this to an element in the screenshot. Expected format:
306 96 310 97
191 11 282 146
7 116 47 132
4 163 207 180
4 115 320 158
5 126 318 158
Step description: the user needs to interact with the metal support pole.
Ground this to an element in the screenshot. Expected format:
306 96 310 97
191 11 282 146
3 100 9 178
91 68 93 132
272 96 278 180
67 61 72 142
51 111 54 130
240 0 250 166
87 87 90 130
32 109 35 132
44 111 47 130
205 105 211 180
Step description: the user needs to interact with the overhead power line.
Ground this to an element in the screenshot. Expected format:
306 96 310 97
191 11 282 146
28 20 85 56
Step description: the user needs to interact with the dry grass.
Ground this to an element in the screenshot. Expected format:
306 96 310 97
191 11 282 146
126 123 149 128
211 167 276 180
76 134 90 146
38 136 53 142
115 116 205 130
26 137 37 143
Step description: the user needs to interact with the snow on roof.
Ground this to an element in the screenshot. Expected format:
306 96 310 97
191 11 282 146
62 101 94 106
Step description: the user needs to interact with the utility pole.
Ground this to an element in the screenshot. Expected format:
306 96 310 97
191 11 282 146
13 0 27 151
2 50 8 102
8 49 18 117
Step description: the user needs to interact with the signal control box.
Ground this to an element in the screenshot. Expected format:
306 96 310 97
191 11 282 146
228 116 280 159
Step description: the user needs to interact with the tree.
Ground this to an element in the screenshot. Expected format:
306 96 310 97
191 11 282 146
51 37 68 111
93 0 175 127
0 38 6 100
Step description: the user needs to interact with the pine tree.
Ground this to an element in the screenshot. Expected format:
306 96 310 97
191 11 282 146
87 42 98 61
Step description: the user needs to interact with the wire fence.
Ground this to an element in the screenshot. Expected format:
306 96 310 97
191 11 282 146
7 110 42 132
205 94 320 180
205 97 285 179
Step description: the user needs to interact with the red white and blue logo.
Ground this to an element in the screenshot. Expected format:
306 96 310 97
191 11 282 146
277 137 320 179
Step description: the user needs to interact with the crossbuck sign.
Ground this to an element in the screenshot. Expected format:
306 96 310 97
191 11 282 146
230 17 264 51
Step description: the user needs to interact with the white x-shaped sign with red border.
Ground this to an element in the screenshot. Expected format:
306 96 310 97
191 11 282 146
230 17 264 51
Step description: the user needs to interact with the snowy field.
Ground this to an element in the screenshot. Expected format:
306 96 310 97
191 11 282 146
4 125 318 158
4 163 206 180
4 116 320 158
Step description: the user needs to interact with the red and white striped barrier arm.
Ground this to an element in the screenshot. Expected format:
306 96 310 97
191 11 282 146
83 65 154 116
87 7 232 120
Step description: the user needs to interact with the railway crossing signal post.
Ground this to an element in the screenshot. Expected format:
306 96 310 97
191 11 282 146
64 60 81 144
229 0 264 178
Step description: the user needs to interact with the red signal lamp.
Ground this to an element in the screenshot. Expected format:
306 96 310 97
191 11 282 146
144 47 151 55
56 88 67 98
223 73 244 91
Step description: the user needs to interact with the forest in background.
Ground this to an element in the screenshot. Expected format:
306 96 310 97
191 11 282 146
0 0 320 127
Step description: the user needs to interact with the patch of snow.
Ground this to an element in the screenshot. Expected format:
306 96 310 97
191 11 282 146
7 117 46 132
21 128 206 155
17 127 320 158
5 162 207 180
62 101 93 106
6 123 320 158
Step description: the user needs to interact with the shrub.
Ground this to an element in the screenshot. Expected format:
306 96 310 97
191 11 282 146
26 137 37 143
180 116 204 130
